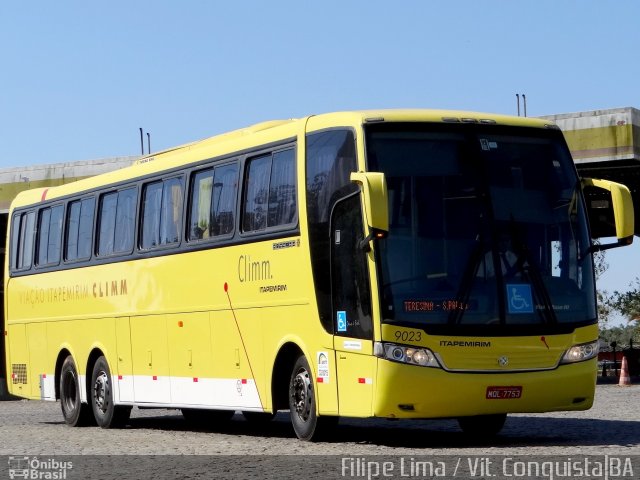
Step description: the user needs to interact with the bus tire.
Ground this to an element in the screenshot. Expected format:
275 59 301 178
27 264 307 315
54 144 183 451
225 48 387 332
59 355 93 427
457 413 507 437
288 355 336 441
90 356 131 428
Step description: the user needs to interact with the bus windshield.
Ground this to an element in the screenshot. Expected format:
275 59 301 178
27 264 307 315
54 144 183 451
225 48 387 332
366 123 596 334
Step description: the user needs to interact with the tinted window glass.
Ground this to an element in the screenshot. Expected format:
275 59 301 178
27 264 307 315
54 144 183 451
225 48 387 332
98 192 118 255
98 188 136 256
331 194 372 338
49 206 64 263
11 211 36 271
66 197 95 261
189 164 238 241
159 178 182 245
212 164 238 236
367 123 594 332
243 155 270 232
141 182 163 249
10 215 21 270
189 169 214 240
66 201 81 261
77 198 95 260
37 205 63 266
20 212 36 270
243 149 296 232
37 208 51 266
141 179 182 249
114 188 136 253
305 130 358 332
269 149 296 226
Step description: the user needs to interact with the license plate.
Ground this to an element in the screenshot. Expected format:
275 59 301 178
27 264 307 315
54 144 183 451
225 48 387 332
486 386 522 399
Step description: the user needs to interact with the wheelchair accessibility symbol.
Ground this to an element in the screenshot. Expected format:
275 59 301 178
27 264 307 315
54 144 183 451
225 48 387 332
337 311 347 332
507 284 533 314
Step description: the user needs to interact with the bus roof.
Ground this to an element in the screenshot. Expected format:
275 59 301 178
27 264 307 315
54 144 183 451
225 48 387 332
9 109 553 210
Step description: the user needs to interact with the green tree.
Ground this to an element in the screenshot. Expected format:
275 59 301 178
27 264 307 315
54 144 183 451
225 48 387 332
607 278 640 323
601 276 640 346
599 322 640 349
593 248 612 325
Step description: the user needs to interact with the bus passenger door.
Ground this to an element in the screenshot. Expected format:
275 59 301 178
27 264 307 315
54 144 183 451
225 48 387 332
331 194 376 417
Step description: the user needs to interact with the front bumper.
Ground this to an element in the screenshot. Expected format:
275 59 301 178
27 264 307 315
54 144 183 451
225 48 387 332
373 358 597 419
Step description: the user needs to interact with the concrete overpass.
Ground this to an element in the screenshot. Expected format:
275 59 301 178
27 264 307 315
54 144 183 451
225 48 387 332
542 107 640 233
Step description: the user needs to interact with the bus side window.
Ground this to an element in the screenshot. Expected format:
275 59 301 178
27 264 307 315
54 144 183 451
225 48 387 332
65 197 95 262
243 155 270 232
97 187 136 256
269 149 296 226
36 205 63 267
141 177 184 249
10 210 36 271
141 182 163 247
212 163 238 236
242 148 296 233
188 163 238 241
189 168 214 240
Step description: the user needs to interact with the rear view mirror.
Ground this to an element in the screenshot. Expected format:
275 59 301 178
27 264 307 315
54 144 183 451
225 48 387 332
582 177 634 250
350 172 389 250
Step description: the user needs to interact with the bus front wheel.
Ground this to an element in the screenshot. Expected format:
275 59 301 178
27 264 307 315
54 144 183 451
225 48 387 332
90 356 131 428
59 355 93 427
288 355 337 441
457 413 507 437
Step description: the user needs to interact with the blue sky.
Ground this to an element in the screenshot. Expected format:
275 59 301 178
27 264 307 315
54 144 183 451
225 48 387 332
1 1 640 322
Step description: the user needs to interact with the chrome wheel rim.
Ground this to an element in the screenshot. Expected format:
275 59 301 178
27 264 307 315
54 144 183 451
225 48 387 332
93 370 109 414
291 368 312 422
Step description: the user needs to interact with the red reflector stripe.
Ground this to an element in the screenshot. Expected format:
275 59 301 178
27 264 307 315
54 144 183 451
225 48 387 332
241 379 247 384
118 375 123 380
193 378 198 382
152 376 158 381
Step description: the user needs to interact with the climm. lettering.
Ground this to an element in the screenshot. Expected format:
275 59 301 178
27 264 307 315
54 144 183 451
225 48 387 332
93 279 128 298
238 255 273 282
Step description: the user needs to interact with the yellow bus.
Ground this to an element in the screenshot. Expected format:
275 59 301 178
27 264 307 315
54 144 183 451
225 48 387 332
4 110 634 440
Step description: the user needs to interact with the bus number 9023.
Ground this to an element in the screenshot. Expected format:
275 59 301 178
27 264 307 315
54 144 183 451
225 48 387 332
394 330 422 342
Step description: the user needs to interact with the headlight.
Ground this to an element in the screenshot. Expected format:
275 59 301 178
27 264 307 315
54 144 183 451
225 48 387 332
374 342 441 368
560 341 599 364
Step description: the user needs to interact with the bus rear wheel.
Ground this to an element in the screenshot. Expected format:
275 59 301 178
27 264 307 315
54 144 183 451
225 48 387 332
288 355 336 441
457 413 507 437
59 355 93 427
90 356 131 428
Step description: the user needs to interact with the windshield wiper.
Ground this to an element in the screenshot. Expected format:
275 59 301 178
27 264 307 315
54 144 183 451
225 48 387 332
509 225 558 325
447 239 483 325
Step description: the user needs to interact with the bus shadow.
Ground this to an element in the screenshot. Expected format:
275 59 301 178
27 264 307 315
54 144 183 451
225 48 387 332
325 416 640 449
125 411 640 449
127 411 296 439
